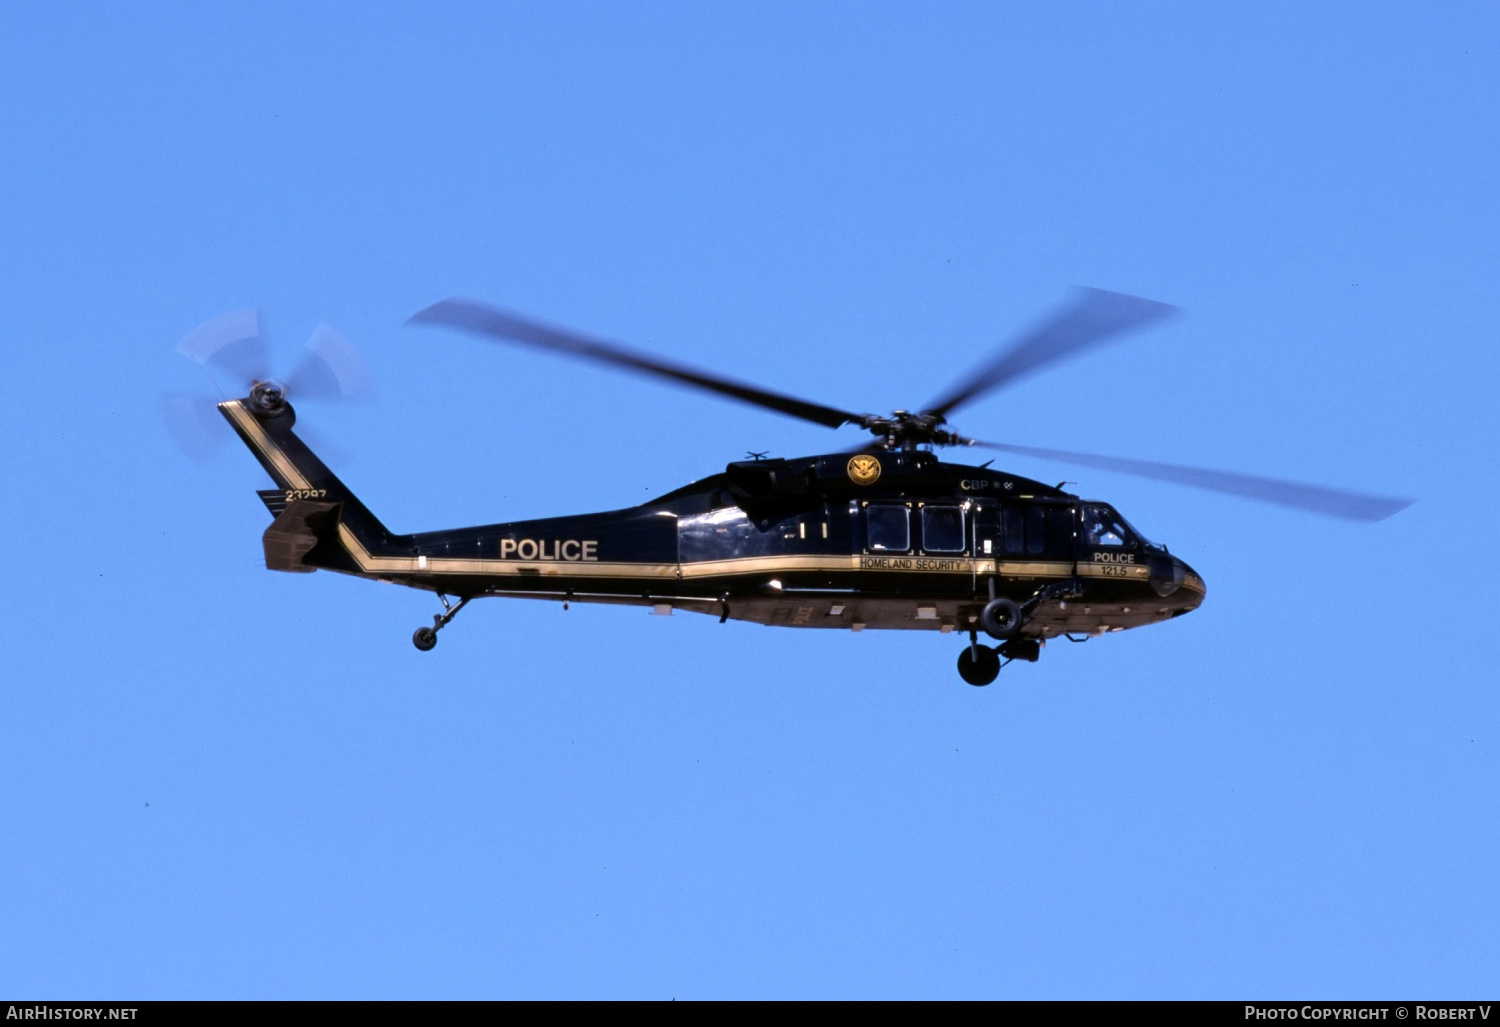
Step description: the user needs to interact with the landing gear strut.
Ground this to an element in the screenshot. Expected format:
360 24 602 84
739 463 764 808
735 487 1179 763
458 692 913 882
412 594 472 652
957 630 1001 686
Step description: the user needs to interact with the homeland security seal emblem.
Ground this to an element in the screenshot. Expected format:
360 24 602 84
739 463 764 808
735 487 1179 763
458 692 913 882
847 454 882 486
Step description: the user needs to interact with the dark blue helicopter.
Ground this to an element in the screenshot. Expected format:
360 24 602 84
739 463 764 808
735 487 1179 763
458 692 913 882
173 289 1411 685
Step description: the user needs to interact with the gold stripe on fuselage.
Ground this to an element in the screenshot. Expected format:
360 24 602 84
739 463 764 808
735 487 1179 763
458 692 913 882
994 560 1075 578
682 555 1069 579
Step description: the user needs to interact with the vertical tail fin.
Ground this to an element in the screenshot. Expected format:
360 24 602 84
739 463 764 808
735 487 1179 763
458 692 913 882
219 399 411 574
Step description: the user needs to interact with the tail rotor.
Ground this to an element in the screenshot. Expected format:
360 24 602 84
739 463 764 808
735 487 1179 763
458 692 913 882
161 310 373 464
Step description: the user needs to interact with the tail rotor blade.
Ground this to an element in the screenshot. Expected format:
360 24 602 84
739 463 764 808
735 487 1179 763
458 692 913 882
159 393 228 463
285 324 374 402
175 309 270 386
968 440 1414 522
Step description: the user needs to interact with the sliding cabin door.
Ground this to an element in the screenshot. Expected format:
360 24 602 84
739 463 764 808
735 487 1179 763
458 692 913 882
975 501 1076 580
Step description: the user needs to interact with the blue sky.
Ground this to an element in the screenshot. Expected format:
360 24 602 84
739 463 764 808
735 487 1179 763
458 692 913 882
1 1 1496 999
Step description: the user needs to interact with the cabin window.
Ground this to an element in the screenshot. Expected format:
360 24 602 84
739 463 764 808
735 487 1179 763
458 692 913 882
1025 506 1046 555
866 504 910 552
1001 505 1024 555
921 505 965 553
1048 507 1075 555
1081 505 1132 547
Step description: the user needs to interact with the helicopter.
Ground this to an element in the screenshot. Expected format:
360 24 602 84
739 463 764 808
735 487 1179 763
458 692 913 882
172 288 1412 685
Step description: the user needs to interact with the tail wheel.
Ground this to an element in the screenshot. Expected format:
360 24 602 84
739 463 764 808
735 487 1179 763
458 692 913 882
413 626 438 651
957 645 1001 686
981 597 1024 640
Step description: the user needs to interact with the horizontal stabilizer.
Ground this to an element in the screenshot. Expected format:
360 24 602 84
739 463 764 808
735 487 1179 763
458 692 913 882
263 499 340 573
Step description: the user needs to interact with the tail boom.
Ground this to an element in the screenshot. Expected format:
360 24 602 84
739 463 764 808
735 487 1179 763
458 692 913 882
219 399 413 576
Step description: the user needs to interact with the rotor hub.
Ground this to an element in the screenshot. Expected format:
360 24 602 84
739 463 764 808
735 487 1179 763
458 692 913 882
248 379 288 416
858 410 970 450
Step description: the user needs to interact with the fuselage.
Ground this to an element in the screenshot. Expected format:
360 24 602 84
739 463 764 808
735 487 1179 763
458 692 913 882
330 448 1204 638
226 399 1204 640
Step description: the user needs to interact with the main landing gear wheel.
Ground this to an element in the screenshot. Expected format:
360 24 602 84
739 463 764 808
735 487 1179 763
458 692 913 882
957 644 1001 686
981 596 1024 640
412 626 438 651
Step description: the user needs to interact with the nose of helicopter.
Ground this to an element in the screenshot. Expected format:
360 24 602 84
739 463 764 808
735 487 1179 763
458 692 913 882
1149 552 1206 608
1179 559 1206 608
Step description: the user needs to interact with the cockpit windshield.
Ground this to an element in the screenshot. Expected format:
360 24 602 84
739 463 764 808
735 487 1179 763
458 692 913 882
1081 504 1155 549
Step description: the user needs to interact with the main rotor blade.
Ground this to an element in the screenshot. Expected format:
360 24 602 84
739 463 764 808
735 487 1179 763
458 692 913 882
967 440 1414 522
924 288 1178 419
409 298 863 430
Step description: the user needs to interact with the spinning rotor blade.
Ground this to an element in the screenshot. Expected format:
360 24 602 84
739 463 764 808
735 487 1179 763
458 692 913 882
967 440 1413 522
166 313 371 466
410 298 863 430
159 391 354 465
925 288 1178 419
285 324 375 402
175 309 271 385
159 393 227 463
